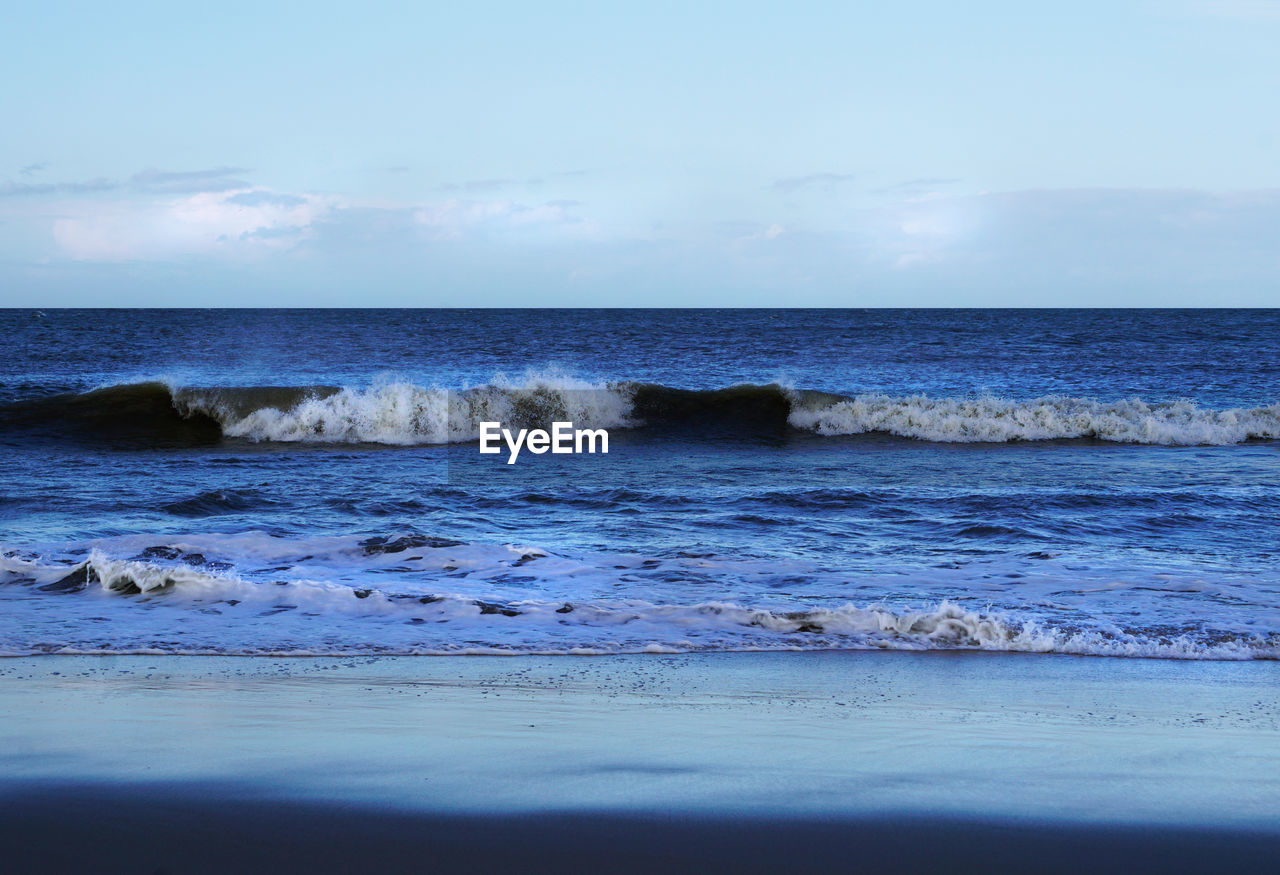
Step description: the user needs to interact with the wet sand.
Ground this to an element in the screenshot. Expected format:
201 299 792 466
7 789 1280 874
2 651 1278 872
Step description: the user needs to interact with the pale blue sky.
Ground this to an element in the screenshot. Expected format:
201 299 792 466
2 1 1278 305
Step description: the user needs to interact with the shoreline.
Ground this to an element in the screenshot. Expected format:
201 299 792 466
3 644 1277 660
3 651 1278 871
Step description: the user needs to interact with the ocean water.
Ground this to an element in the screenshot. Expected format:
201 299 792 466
2 308 1278 658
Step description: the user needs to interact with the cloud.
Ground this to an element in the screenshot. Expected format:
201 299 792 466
436 178 518 194
11 170 1280 307
856 187 1280 294
871 177 961 195
435 170 590 193
2 166 252 198
772 172 855 193
129 166 252 193
20 163 47 177
739 223 786 241
51 188 335 261
40 178 584 262
225 190 308 208
412 198 583 240
0 178 117 198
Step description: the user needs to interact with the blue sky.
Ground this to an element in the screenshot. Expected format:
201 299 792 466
2 0 1278 306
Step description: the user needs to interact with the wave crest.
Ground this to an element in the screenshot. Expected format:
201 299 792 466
3 379 1277 446
788 394 1280 445
5 552 1276 659
177 375 634 445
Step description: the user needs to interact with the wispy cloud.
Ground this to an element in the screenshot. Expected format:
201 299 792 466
1 166 254 199
436 170 590 193
771 172 855 193
413 198 584 240
858 186 1280 286
0 178 117 198
436 178 518 194
871 177 961 195
35 176 586 261
129 166 252 194
51 187 333 261
9 164 1280 307
224 190 308 208
738 223 786 241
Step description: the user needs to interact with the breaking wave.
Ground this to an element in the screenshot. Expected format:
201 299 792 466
2 378 1278 447
786 393 1280 445
3 550 1276 659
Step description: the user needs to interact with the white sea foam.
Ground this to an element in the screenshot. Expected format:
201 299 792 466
788 393 1280 445
175 378 1280 446
83 550 227 594
176 374 635 445
4 546 1275 660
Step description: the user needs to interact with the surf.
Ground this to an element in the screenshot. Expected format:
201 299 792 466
2 378 1278 447
3 544 1277 659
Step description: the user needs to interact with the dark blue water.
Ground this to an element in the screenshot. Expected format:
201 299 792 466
2 309 1278 657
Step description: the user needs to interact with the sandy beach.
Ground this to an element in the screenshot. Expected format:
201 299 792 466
3 651 1277 872
7 0 1280 867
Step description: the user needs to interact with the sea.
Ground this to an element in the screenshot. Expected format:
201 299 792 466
2 308 1277 658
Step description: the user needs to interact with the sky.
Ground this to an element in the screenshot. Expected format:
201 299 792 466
2 0 1278 306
